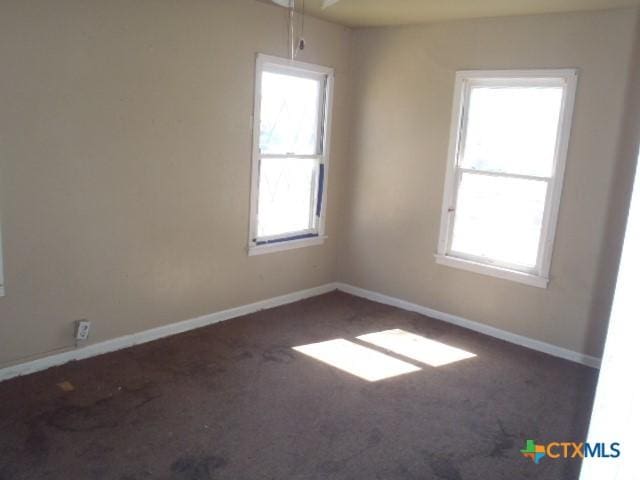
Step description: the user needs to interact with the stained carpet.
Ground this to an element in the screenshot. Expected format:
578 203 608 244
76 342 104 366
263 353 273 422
0 291 598 479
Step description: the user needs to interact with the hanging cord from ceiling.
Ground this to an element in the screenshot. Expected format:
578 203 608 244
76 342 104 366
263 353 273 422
288 1 294 59
288 0 305 60
299 0 305 53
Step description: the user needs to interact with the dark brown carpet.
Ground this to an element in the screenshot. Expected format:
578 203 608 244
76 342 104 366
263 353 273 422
0 291 598 480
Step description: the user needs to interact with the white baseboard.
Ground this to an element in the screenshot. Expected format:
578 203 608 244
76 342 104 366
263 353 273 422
0 280 600 382
334 282 601 369
0 283 339 382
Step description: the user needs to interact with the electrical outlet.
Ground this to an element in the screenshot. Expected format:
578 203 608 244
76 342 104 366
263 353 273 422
75 320 91 341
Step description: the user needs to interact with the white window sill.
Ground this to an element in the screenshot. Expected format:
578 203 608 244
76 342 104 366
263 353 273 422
248 235 327 256
434 254 549 288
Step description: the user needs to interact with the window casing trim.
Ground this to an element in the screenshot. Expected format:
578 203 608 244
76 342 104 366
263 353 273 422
248 54 334 255
436 69 578 288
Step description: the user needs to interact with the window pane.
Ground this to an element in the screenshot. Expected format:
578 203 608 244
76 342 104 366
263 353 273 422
461 86 563 178
260 71 323 155
450 172 548 268
257 157 318 238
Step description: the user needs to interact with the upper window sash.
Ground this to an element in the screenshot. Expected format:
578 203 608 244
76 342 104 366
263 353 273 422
257 60 330 158
455 78 566 180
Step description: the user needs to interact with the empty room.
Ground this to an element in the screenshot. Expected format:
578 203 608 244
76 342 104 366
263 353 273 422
1 0 639 478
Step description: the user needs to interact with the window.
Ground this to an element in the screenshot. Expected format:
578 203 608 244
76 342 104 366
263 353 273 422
248 54 334 255
436 70 578 288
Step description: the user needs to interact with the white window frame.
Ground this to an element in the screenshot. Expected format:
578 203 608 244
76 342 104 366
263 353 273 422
436 69 578 288
248 54 334 256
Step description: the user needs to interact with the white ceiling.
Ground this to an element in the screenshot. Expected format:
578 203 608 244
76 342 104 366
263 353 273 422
259 0 640 27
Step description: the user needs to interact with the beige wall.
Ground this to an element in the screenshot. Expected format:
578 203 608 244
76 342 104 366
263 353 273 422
340 8 640 358
0 0 351 366
1 1 638 367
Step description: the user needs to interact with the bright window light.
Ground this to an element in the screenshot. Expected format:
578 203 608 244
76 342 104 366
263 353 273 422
357 329 476 367
448 85 559 268
248 55 333 251
257 157 318 238
437 70 577 286
451 173 547 267
462 86 563 178
452 85 561 270
260 72 322 156
293 339 421 382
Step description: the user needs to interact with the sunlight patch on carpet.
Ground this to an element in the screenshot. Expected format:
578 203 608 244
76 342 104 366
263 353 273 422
357 329 476 367
293 338 421 381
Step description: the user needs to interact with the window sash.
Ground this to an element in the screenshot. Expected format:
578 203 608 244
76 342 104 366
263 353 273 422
445 169 552 273
456 82 564 179
254 155 323 243
446 167 554 274
259 66 328 157
437 69 578 284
